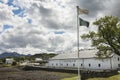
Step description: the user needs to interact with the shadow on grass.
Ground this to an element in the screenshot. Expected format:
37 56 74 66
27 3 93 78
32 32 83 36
81 70 119 80
23 66 119 80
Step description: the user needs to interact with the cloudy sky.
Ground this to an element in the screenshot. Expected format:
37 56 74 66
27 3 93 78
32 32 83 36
0 0 120 54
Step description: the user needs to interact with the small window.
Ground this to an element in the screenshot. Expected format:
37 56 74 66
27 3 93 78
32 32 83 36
118 64 120 67
67 64 68 66
81 64 82 66
118 58 120 61
56 64 58 66
98 64 101 67
73 64 75 66
52 64 53 66
89 64 91 67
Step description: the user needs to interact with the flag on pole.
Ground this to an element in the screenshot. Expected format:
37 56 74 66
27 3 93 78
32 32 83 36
77 6 89 15
79 18 89 27
76 6 89 80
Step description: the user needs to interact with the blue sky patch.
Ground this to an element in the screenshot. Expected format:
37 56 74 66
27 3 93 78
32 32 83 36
0 0 3 3
7 0 26 17
7 0 14 6
12 8 26 17
28 19 32 24
3 25 13 30
54 31 65 34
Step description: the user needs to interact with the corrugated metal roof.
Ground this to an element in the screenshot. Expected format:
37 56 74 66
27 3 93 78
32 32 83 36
51 49 98 60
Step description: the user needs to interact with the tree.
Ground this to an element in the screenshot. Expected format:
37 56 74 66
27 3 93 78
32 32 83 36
14 56 26 62
81 16 120 57
12 61 17 66
31 53 57 60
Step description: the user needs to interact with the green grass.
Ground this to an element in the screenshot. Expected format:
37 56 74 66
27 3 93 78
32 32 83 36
61 76 78 80
88 73 120 80
61 73 120 80
0 66 120 80
2 64 12 67
61 73 78 80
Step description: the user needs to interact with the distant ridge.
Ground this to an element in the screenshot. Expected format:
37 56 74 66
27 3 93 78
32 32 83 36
0 52 30 59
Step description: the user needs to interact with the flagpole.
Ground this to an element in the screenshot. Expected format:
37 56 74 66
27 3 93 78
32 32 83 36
76 6 81 80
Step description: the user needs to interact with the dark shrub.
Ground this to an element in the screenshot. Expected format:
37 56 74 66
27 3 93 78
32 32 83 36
12 61 17 66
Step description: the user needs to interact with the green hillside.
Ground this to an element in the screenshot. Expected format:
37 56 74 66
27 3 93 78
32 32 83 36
31 53 57 60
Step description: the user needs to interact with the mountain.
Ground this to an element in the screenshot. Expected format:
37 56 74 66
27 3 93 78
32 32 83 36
0 52 27 59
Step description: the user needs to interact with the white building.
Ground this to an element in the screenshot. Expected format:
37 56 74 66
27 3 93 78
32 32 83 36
47 49 120 71
20 60 30 66
6 58 14 64
35 58 42 62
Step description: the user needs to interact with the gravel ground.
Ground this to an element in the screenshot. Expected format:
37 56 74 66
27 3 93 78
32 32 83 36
0 67 62 80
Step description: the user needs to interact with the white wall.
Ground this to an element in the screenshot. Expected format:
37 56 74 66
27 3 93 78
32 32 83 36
6 59 14 64
61 59 77 68
47 55 120 70
83 58 111 70
48 59 78 68
48 60 60 67
76 59 84 69
111 54 120 70
48 58 111 70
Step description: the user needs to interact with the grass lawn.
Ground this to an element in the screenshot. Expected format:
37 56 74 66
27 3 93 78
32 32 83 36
88 73 120 80
61 72 120 80
60 73 78 80
61 76 78 80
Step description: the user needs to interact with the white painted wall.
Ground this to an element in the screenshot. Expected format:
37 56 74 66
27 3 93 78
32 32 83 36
111 54 120 70
47 55 120 70
83 58 111 70
76 59 84 69
6 58 14 64
48 60 59 67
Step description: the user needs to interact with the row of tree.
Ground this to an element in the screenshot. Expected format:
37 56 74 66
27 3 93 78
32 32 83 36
0 53 57 64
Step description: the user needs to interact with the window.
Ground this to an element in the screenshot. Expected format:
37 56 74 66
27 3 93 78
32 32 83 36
56 64 58 66
118 58 120 61
67 64 68 66
81 64 82 66
98 64 101 67
52 64 53 66
89 64 91 67
118 64 120 67
73 64 75 66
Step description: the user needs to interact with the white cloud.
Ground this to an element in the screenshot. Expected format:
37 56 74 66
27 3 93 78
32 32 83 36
7 44 46 55
0 3 28 27
0 0 99 54
0 0 120 54
0 24 3 32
